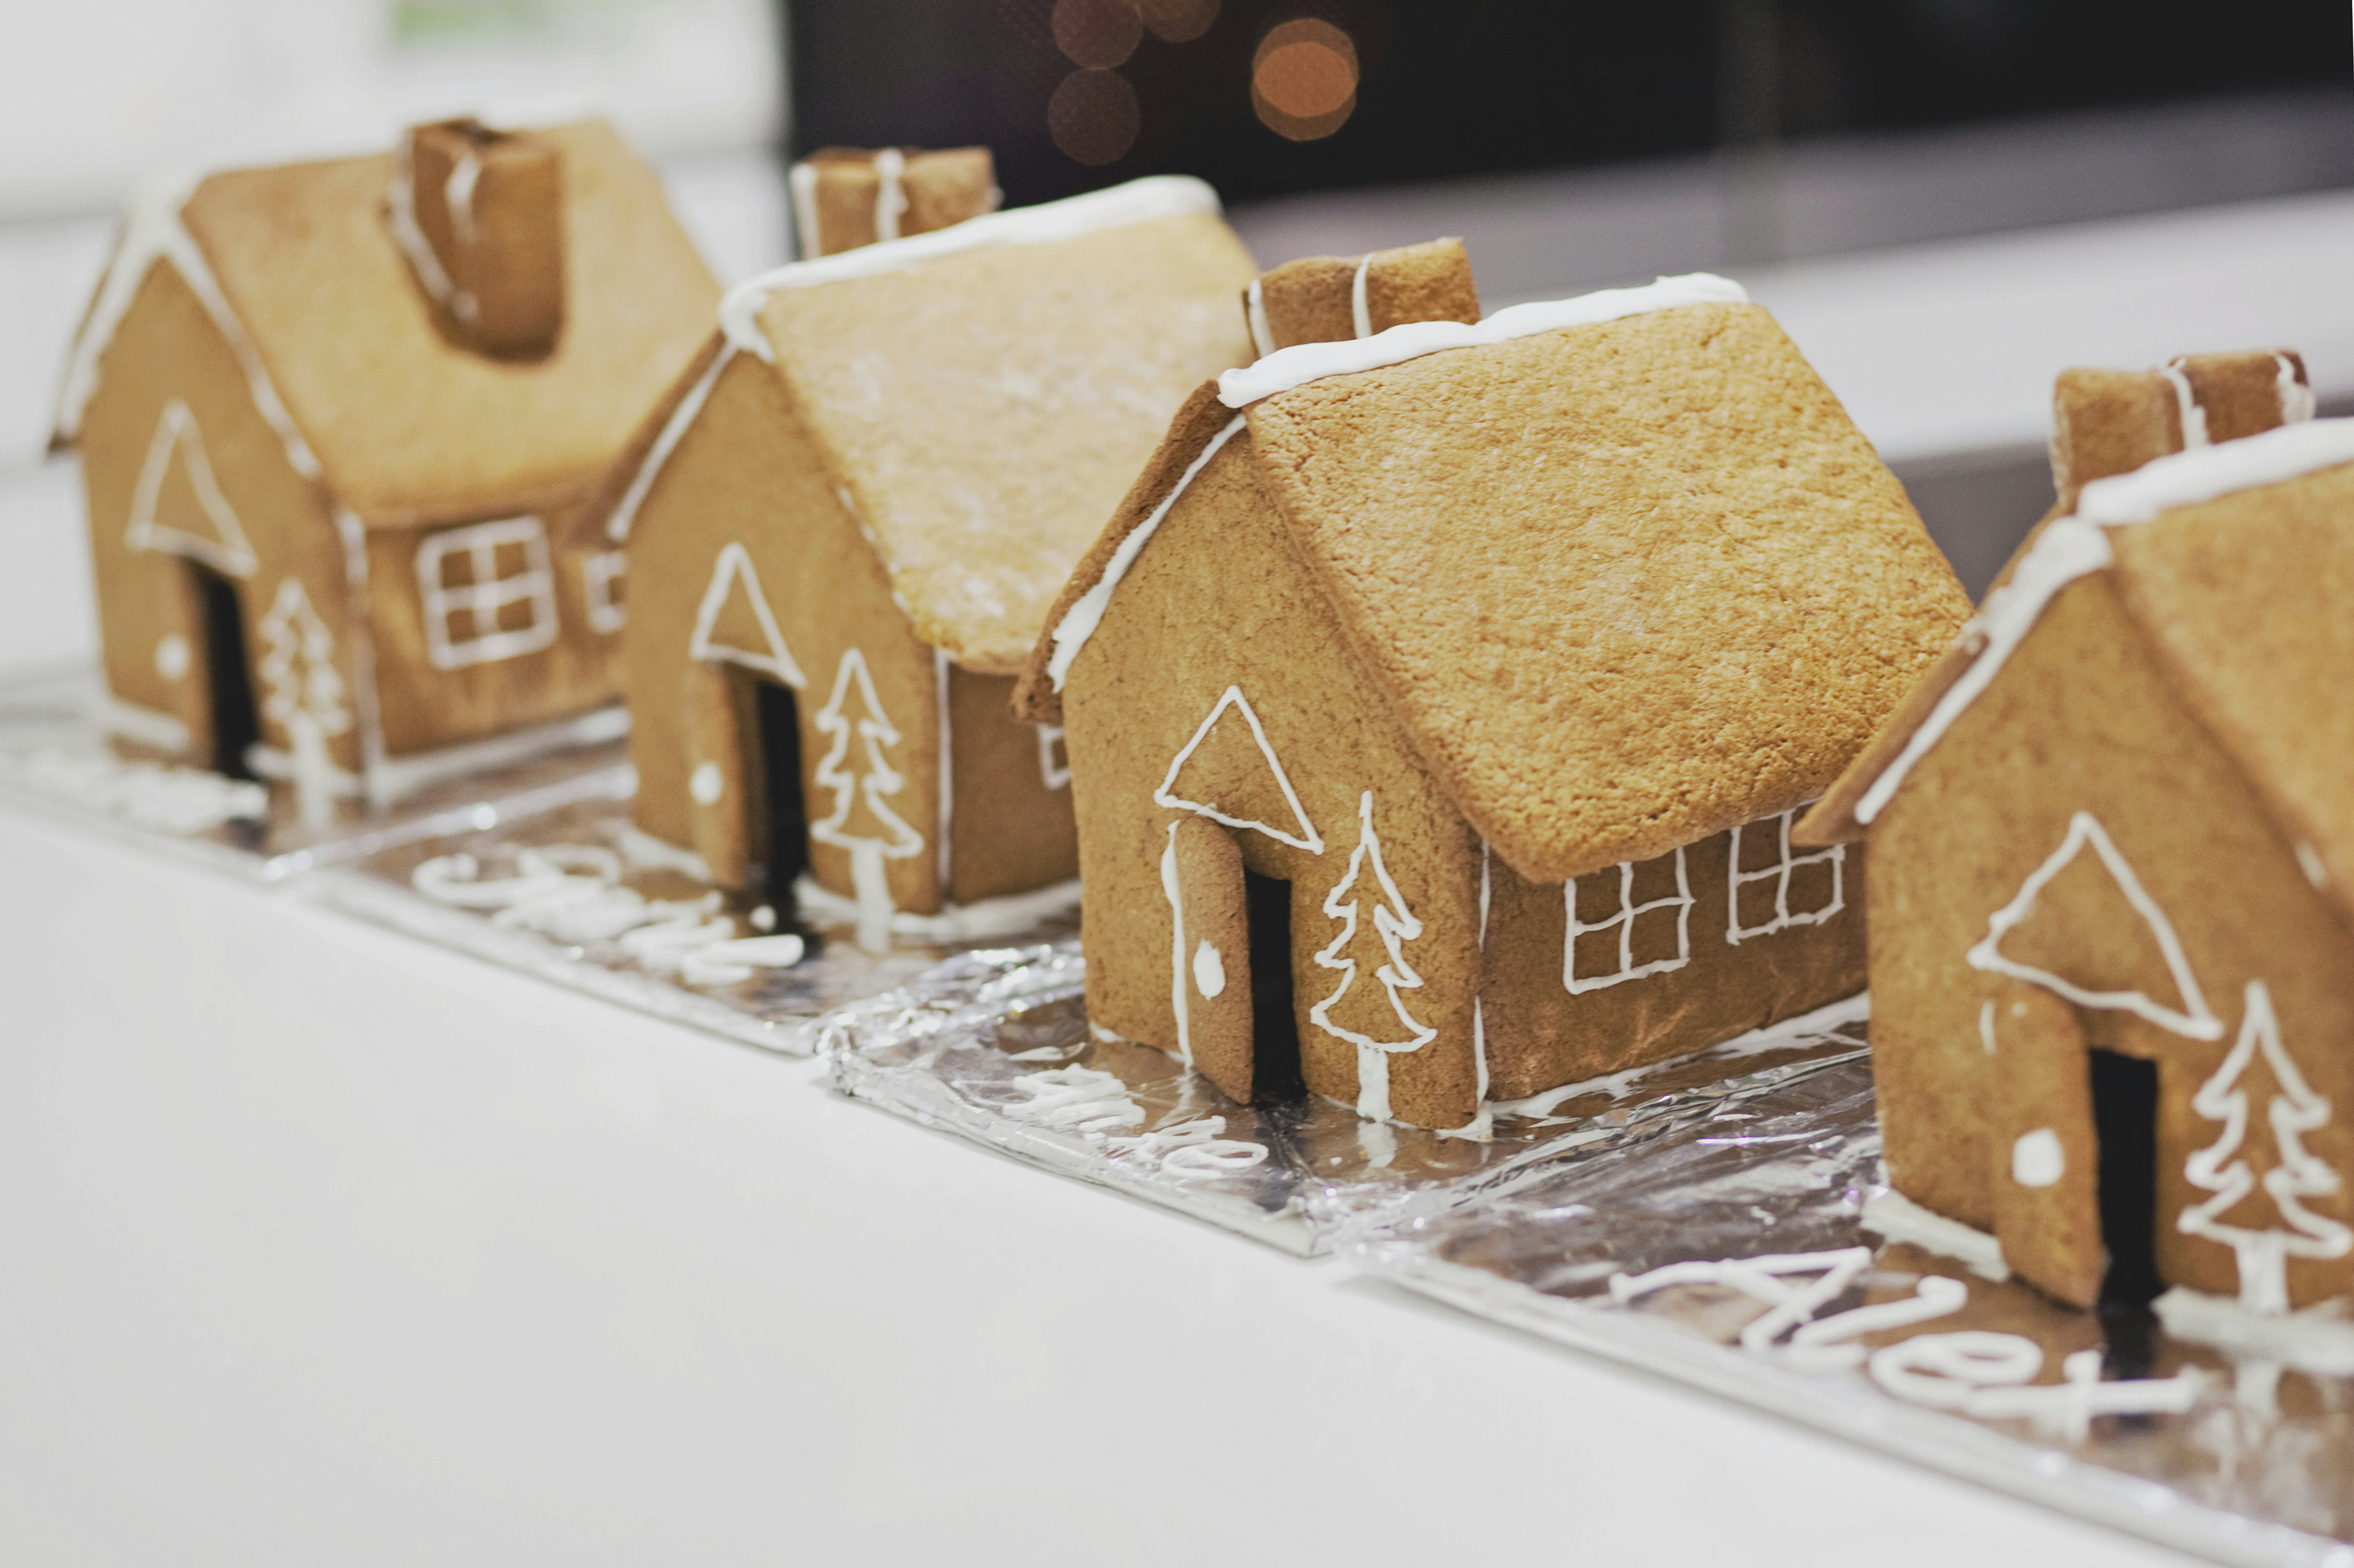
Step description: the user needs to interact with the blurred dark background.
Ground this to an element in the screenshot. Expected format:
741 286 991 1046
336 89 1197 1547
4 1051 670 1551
789 0 2348 208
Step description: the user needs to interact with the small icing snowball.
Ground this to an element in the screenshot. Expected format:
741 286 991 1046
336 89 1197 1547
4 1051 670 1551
155 634 191 680
689 760 724 805
751 904 776 932
2012 1128 2065 1188
1193 937 1226 998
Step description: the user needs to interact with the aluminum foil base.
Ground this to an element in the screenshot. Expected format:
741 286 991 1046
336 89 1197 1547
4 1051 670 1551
821 939 1872 1254
1348 1057 2354 1568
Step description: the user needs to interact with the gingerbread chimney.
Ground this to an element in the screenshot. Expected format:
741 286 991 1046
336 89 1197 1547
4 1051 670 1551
788 147 1000 259
391 118 566 358
1242 237 1482 358
2051 349 2315 513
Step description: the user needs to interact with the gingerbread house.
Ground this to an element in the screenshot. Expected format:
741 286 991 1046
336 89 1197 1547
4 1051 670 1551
52 118 719 816
605 175 1257 949
1013 273 1971 1132
1797 351 2354 1316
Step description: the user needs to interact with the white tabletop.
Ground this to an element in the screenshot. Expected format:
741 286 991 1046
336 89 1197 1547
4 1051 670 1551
0 809 2200 1567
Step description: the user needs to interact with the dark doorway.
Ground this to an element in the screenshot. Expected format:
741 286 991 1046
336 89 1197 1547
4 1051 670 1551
753 679 808 912
190 563 259 779
2091 1049 2163 1310
1243 868 1303 1103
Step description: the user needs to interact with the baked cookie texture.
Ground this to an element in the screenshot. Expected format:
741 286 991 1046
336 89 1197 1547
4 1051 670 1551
1017 273 1969 1132
1799 349 2354 1313
55 118 719 807
607 172 1257 943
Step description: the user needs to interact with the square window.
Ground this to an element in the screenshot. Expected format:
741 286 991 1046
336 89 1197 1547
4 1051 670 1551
1725 808 1847 945
1563 845 1695 995
415 516 560 670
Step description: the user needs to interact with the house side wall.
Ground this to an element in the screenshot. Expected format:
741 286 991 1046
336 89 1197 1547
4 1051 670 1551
623 351 946 913
363 495 623 757
77 259 359 775
1060 432 1485 1129
1481 827 1867 1099
1871 572 2354 1307
947 667 1078 903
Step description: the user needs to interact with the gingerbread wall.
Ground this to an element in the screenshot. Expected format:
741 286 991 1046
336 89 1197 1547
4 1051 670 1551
1869 571 2354 1309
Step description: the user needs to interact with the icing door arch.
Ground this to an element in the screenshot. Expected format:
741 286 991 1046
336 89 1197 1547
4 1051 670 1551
1987 981 2105 1308
1163 816 1254 1103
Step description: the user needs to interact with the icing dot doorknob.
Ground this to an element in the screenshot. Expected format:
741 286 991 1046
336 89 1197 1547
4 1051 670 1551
690 760 724 805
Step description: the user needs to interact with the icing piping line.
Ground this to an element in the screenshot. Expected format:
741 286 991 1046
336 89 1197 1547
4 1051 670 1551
720 174 1221 362
873 148 906 244
934 647 954 898
2278 352 2318 424
1438 841 1496 1142
607 345 734 543
1161 822 1193 1067
1966 810 2222 1040
793 872 1081 942
1046 414 1246 691
788 160 822 260
1153 685 1325 853
1245 278 1273 358
1216 272 1747 408
53 177 322 482
1349 254 1372 340
2161 358 2210 450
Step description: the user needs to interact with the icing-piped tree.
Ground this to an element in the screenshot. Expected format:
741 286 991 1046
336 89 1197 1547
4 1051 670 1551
809 647 924 951
256 578 350 826
2179 980 2352 1314
1310 790 1436 1120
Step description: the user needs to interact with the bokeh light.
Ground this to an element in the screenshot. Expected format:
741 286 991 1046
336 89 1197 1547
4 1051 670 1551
1251 18 1357 142
1051 0 1142 70
1048 67 1142 164
1135 0 1220 44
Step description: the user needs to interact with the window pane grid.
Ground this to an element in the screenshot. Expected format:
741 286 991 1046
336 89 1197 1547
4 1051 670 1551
1726 807 1847 945
416 516 560 670
1563 846 1694 995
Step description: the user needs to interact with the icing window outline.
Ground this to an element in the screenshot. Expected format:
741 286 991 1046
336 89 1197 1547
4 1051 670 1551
582 549 626 634
1037 724 1072 790
1564 847 1694 995
1726 807 1847 945
416 516 560 670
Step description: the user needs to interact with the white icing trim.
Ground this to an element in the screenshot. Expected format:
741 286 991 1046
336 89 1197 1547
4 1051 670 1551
53 177 321 481
1438 841 1496 1143
1153 684 1324 853
619 824 714 882
1965 810 2221 1041
1861 1189 2012 1283
719 175 1222 363
934 647 954 896
2277 352 2317 424
2155 1286 2354 1374
1046 413 1246 693
808 647 925 953
1036 724 1072 790
1725 806 1845 944
2178 979 2351 1314
1245 278 1273 358
388 135 476 328
1215 272 1747 408
1348 253 1372 340
2076 415 2354 527
788 160 822 261
582 549 626 634
415 516 560 671
2161 358 2210 450
1564 847 1693 994
126 398 257 576
1853 519 2113 825
687 541 806 687
872 147 906 245
98 695 193 754
366 703 628 806
1161 821 1193 1068
606 345 733 543
792 872 1081 942
1308 790 1437 1122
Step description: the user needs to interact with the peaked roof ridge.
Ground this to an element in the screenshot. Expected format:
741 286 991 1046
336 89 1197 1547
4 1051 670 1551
1803 415 2354 843
718 174 1222 362
1215 271 1746 407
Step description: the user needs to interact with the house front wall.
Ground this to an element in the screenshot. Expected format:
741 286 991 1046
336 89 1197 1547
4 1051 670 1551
78 258 362 778
1061 431 1485 1129
1871 571 2354 1310
623 350 947 914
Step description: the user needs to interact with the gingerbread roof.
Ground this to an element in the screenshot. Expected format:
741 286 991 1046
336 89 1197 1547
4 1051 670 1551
1802 421 2354 915
684 177 1258 677
1018 276 1971 884
53 119 719 530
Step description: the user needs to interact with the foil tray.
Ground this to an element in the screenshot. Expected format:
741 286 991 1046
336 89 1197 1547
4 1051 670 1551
1346 1057 2354 1568
306 790 1081 1058
820 938 1872 1255
0 663 630 882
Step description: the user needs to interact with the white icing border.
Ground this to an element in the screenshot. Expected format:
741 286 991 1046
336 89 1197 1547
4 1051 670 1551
607 344 733 543
1215 272 1747 408
2074 415 2354 527
1153 684 1324 853
687 540 806 687
719 174 1222 363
